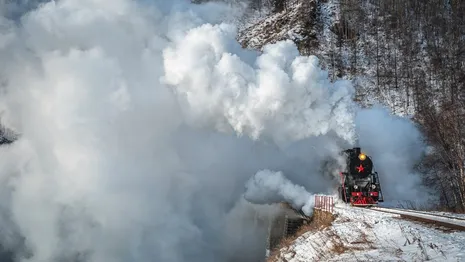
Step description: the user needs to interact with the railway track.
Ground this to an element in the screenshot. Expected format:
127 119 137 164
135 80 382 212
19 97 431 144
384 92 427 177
376 207 465 221
369 206 465 231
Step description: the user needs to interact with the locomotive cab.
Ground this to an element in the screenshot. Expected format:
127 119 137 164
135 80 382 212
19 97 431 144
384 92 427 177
339 147 384 206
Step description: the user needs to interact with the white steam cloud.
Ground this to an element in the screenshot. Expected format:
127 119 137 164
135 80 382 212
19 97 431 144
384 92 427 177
244 170 315 216
355 106 432 206
0 0 431 261
163 25 356 145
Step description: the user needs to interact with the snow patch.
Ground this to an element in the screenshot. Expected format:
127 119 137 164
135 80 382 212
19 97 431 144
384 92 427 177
271 204 465 261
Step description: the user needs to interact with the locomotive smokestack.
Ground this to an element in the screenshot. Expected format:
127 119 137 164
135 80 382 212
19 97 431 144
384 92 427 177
354 147 361 156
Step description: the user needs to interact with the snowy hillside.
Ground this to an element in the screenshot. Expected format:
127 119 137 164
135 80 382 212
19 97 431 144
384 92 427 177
269 204 465 261
237 0 317 53
237 0 420 116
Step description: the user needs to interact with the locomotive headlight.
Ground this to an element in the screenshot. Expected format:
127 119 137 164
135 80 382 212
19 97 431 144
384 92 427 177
358 153 367 161
371 184 376 189
353 185 358 189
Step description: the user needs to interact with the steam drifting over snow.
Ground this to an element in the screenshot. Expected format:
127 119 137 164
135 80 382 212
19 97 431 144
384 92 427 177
0 0 429 261
244 170 315 216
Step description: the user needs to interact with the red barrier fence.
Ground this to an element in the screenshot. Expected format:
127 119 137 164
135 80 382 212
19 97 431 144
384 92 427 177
314 195 334 213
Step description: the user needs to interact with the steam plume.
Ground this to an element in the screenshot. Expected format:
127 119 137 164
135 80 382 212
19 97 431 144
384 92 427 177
355 106 432 206
244 170 315 216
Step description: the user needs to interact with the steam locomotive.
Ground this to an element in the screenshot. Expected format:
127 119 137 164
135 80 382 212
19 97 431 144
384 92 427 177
338 147 384 206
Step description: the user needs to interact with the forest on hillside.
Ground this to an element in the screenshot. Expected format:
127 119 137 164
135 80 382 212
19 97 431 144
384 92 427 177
237 0 465 212
326 0 465 212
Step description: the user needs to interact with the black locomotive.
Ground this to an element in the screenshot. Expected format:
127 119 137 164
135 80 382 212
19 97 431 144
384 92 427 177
338 147 384 206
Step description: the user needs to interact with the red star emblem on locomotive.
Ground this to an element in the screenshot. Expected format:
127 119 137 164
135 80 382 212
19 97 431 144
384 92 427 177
356 164 364 173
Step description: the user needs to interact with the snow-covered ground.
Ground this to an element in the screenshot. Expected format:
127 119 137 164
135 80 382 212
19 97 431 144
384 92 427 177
428 211 465 220
371 207 465 229
271 203 465 261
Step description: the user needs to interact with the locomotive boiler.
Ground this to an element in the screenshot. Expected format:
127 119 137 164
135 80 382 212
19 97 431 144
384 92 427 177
338 147 384 206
